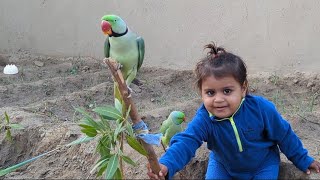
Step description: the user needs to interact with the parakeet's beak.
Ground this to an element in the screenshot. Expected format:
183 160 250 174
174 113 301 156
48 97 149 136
101 20 112 35
183 116 186 122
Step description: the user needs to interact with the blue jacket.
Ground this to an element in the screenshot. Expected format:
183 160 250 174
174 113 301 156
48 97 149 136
159 95 314 179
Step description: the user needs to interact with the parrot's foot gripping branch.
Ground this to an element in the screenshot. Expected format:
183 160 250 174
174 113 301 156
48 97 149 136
127 86 133 98
116 63 123 71
132 120 162 146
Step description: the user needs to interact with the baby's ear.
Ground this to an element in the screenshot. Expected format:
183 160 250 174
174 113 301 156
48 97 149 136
242 80 248 96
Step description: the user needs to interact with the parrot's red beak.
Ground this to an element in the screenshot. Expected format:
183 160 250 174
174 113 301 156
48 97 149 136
183 116 186 122
101 20 112 35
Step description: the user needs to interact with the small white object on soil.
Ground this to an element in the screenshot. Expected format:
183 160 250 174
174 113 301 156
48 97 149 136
3 64 19 75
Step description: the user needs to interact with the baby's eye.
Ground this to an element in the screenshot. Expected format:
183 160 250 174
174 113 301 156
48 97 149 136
223 89 232 95
206 90 215 96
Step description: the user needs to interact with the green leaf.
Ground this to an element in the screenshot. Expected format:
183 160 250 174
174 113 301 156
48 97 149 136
65 136 94 147
79 123 94 129
75 107 94 119
96 155 111 177
113 122 126 142
126 136 148 156
4 111 10 124
81 128 97 137
5 129 12 142
80 117 102 131
125 122 134 137
90 158 108 174
92 155 113 177
8 124 24 130
113 168 122 179
105 154 119 179
0 147 59 176
96 136 110 156
125 105 131 120
121 155 137 166
0 136 93 177
97 160 108 177
100 116 111 128
93 106 122 120
114 99 123 114
96 121 108 131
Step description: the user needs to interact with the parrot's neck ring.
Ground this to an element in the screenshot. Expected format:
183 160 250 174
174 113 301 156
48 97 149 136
110 27 128 37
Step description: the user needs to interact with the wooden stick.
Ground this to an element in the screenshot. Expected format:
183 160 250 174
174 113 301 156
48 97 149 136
104 58 163 179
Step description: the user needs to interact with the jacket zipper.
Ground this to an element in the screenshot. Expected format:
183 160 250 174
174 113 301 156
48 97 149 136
229 117 243 152
214 98 245 152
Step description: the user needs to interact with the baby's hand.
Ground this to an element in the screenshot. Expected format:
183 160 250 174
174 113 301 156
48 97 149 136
306 160 320 174
147 163 168 179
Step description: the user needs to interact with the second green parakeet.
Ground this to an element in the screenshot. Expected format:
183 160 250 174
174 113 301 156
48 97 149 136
160 111 186 148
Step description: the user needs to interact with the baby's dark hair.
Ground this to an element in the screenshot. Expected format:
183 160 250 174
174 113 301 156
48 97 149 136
194 42 248 91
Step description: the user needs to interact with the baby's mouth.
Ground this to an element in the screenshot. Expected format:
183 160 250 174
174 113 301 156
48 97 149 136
215 106 227 110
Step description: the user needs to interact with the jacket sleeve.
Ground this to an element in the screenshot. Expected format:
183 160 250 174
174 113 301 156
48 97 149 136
261 98 314 172
159 110 209 179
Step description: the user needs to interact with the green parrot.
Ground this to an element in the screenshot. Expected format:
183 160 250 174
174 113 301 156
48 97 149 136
101 14 145 102
160 111 186 149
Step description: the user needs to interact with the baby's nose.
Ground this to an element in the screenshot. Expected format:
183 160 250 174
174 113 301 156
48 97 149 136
214 94 225 102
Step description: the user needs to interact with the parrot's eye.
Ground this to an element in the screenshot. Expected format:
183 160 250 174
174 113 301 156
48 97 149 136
114 19 117 22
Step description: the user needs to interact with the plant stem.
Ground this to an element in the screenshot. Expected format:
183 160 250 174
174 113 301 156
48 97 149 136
120 132 124 179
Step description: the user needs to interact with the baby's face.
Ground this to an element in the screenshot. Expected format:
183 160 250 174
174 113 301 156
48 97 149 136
201 75 246 118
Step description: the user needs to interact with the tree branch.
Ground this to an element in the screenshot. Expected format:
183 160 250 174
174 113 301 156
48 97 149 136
104 58 163 178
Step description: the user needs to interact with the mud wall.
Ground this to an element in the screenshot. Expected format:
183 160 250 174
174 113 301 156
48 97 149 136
1 0 320 73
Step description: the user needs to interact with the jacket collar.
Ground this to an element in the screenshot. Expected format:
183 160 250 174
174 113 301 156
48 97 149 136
208 98 245 122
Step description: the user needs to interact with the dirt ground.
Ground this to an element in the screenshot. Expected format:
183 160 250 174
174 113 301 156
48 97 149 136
0 51 319 179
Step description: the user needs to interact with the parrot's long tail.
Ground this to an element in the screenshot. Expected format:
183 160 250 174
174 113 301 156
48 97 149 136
161 140 186 179
161 140 167 152
161 140 188 179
